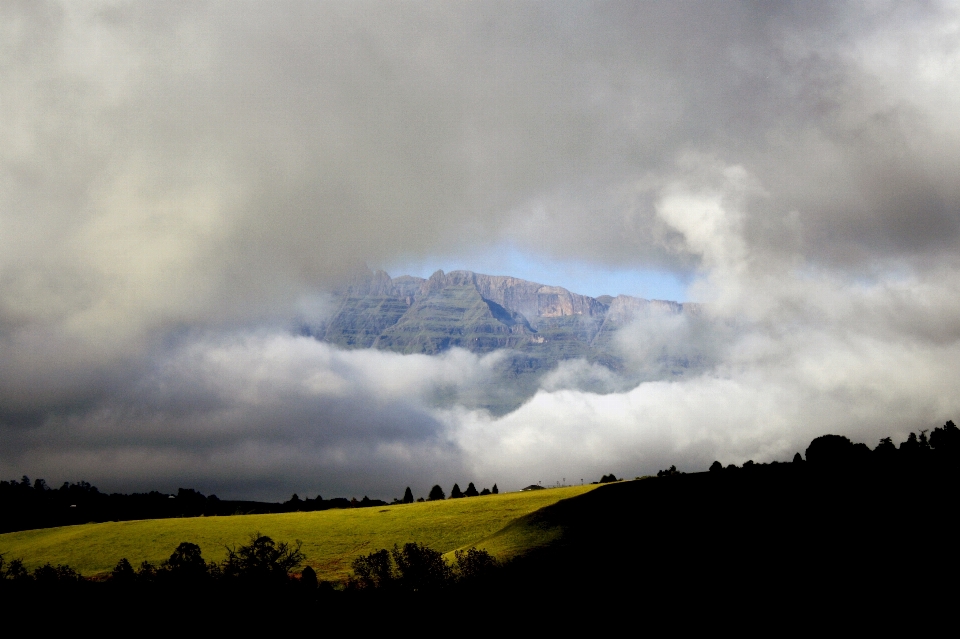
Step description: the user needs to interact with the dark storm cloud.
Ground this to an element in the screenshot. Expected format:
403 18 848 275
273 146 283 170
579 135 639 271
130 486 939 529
2 2 960 497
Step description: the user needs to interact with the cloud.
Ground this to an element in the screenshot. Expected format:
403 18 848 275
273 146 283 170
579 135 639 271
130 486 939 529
2 2 960 499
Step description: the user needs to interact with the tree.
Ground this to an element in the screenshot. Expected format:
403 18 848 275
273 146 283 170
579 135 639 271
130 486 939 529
428 485 445 501
391 543 451 592
464 482 479 497
450 483 463 499
805 434 854 468
162 542 208 581
709 461 723 473
351 549 394 589
930 420 960 457
300 565 318 590
32 563 81 585
453 547 499 585
221 532 305 583
111 558 136 583
402 487 414 504
479 488 491 496
491 484 498 494
136 560 157 582
792 452 804 463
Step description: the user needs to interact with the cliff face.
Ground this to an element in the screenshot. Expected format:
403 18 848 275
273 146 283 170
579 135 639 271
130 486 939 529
315 268 695 356
307 268 703 412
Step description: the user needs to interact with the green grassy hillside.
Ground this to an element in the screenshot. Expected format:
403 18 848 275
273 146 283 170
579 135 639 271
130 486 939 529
0 485 596 582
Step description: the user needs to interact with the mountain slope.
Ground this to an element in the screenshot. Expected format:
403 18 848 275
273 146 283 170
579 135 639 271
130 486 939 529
303 268 704 413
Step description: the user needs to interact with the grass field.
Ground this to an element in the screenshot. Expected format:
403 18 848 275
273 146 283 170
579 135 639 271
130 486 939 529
0 485 596 582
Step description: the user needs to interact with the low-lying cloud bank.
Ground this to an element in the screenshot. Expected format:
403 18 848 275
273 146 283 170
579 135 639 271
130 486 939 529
3 261 959 500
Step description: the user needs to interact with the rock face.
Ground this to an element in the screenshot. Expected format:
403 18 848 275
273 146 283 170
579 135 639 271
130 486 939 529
314 267 695 356
306 268 703 413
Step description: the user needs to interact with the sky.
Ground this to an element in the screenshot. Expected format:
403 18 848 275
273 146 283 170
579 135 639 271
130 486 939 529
2 1 960 500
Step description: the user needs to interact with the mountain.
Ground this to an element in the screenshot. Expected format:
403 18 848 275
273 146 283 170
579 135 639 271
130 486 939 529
302 269 704 413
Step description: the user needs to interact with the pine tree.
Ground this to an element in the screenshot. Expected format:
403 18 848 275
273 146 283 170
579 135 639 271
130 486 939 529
491 483 498 494
450 483 463 499
402 487 414 504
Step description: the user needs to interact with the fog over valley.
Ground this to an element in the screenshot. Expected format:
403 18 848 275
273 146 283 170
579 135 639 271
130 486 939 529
2 2 960 500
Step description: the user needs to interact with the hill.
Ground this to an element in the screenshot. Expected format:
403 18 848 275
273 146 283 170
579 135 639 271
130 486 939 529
0 485 595 583
488 462 960 604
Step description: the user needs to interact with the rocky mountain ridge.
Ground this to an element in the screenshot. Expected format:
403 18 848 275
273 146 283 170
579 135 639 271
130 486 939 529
298 268 707 413
313 268 700 359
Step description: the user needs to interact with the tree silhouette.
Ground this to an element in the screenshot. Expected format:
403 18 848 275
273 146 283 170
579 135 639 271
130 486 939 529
351 549 394 589
453 547 499 584
402 487 414 504
875 437 897 457
709 461 723 472
428 485 445 501
930 420 960 457
491 484 498 494
450 483 463 499
805 434 854 468
464 482 479 497
300 565 318 590
162 542 208 582
222 532 304 583
391 543 451 592
136 560 157 582
110 558 136 583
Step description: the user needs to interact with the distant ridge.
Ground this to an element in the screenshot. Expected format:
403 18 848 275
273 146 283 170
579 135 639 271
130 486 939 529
301 268 704 413
314 268 699 354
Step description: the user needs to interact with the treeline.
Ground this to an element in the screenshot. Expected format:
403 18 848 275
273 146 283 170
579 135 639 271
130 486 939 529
0 481 383 534
0 478 497 535
706 419 960 473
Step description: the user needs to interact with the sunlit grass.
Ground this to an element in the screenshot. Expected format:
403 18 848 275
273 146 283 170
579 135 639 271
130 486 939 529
0 485 596 582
